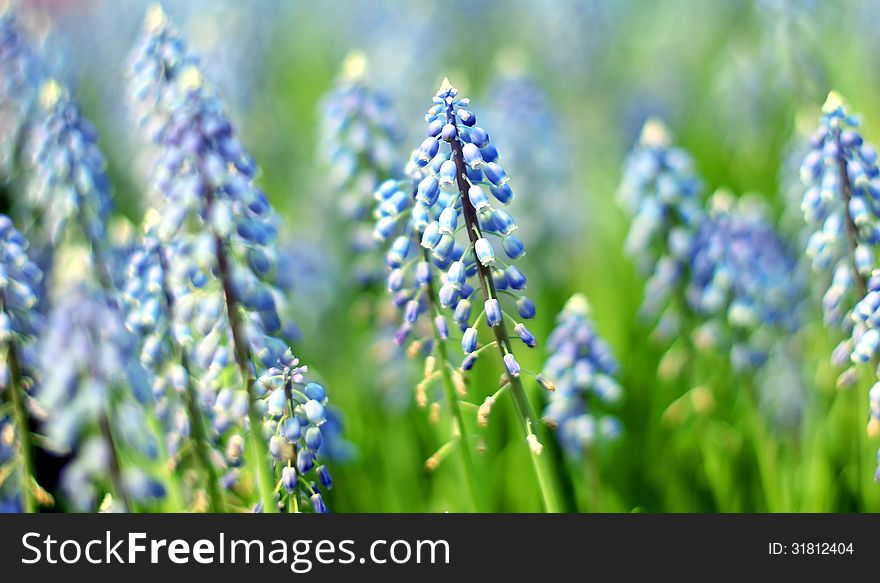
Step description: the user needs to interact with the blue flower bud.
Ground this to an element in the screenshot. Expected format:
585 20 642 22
502 235 525 259
470 126 489 148
485 298 502 327
282 466 298 492
517 296 536 319
305 426 323 451
462 142 484 169
404 299 420 324
311 492 328 513
427 118 444 137
297 449 316 473
305 382 326 401
418 136 440 163
503 353 521 377
462 327 478 354
421 221 442 249
435 315 449 340
317 465 333 490
480 144 499 163
284 418 302 441
514 323 536 347
469 185 491 211
441 123 457 141
304 400 326 424
439 206 458 234
387 268 405 291
417 175 440 205
475 237 495 266
439 281 459 308
506 265 527 290
439 159 457 188
458 108 476 126
446 261 466 289
484 162 509 187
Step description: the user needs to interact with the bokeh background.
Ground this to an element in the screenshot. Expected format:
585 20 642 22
4 0 880 512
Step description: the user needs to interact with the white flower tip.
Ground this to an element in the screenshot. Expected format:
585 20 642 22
639 117 671 148
179 65 203 91
822 90 845 114
439 77 455 94
527 434 543 456
39 79 63 109
342 51 368 81
145 3 167 32
564 293 591 317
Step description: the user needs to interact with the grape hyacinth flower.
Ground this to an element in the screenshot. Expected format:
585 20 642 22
687 191 802 371
541 294 623 457
26 79 115 290
36 285 164 511
373 158 480 509
122 215 225 511
618 118 705 344
0 214 44 512
127 5 336 513
0 6 40 179
397 79 563 511
484 65 577 249
319 52 402 286
799 92 880 340
847 270 880 480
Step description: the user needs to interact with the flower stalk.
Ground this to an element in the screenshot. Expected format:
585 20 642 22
445 106 562 513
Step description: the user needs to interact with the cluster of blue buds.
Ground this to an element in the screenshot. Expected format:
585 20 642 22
320 52 402 284
408 79 535 378
0 6 40 177
26 80 114 283
484 66 575 245
128 4 199 152
127 5 335 512
0 214 43 511
319 52 402 286
373 157 447 357
541 294 623 457
36 285 163 511
799 92 880 331
0 213 43 370
687 191 802 371
847 270 880 479
320 52 400 218
618 118 705 341
255 367 333 512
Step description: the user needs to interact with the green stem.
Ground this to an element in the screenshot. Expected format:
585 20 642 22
446 111 563 513
198 156 274 513
156 250 225 512
5 339 36 513
99 412 132 511
740 377 782 512
425 275 481 512
215 233 276 513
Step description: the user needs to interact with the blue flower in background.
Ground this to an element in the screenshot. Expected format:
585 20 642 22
318 52 403 286
0 6 41 178
687 191 802 370
619 118 705 341
127 5 337 512
26 79 115 288
36 284 162 511
541 294 623 457
483 64 578 252
800 92 880 332
0 213 44 511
